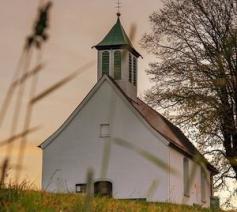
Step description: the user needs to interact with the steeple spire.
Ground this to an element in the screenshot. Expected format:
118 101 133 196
94 17 141 57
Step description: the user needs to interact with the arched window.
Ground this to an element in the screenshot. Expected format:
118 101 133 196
129 54 132 83
102 51 110 75
133 57 137 86
114 51 121 80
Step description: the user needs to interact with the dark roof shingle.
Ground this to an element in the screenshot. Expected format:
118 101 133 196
130 98 218 174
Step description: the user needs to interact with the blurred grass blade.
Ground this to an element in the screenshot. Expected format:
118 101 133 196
100 91 117 179
0 159 9 187
113 137 177 174
0 50 27 127
12 63 44 87
83 168 94 212
0 86 15 128
14 60 43 183
45 169 61 190
146 180 159 200
129 23 136 43
0 126 40 148
30 61 95 105
0 63 44 127
30 73 77 104
121 24 138 61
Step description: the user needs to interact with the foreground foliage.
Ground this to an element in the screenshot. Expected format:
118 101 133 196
0 188 220 212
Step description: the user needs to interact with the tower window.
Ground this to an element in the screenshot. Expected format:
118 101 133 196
133 57 137 86
183 157 190 197
114 51 121 80
129 54 132 83
102 51 110 75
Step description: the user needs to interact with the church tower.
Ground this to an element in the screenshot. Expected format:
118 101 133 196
94 13 141 100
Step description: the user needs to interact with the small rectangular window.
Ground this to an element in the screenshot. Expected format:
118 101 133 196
201 168 206 202
76 184 86 193
183 157 190 197
100 124 110 137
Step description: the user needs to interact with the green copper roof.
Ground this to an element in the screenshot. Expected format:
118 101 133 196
95 16 141 57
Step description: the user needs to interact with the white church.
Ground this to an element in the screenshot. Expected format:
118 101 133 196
39 13 218 207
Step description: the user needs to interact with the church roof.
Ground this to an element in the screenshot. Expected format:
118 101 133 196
132 100 217 174
94 16 141 57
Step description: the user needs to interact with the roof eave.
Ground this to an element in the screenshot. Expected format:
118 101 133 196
93 44 142 58
169 142 219 175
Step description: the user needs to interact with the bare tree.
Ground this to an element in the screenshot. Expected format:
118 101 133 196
141 0 237 190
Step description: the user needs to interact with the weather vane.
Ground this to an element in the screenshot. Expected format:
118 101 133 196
116 0 121 17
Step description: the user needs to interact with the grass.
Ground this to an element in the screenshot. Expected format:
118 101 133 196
0 186 220 212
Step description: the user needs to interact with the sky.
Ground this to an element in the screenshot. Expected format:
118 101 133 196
0 0 163 187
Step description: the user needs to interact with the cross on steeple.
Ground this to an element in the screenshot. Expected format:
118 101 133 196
116 0 121 17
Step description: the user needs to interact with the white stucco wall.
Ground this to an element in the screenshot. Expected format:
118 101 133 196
41 78 212 207
168 148 211 207
42 79 170 202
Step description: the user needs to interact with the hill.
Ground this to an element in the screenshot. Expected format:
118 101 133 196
0 187 221 212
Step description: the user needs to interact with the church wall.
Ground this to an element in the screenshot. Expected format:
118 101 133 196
42 80 170 202
168 147 211 207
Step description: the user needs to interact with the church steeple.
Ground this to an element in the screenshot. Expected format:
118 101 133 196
94 14 141 100
95 15 141 57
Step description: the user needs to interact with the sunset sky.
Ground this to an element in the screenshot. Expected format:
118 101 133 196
0 0 163 187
